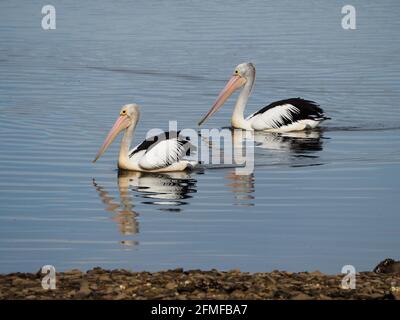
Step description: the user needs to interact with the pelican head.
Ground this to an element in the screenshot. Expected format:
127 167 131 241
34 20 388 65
93 104 140 163
198 62 256 126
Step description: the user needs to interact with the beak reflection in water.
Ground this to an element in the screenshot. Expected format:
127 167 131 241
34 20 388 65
92 171 198 244
225 170 255 207
92 178 139 247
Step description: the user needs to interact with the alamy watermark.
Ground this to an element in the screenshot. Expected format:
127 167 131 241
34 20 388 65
41 5 56 30
41 265 56 290
41 5 357 31
341 265 356 289
342 5 356 30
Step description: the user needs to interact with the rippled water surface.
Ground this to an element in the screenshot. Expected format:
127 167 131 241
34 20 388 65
0 1 399 273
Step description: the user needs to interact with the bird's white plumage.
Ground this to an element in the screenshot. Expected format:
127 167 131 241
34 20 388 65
138 138 189 170
246 104 322 132
248 104 299 130
128 149 146 166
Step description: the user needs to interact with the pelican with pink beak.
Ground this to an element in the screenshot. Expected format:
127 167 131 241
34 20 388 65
198 62 330 132
93 104 197 172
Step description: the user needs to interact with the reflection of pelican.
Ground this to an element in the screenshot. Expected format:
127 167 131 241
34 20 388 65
92 171 197 244
198 62 330 132
225 170 255 207
93 104 197 172
118 170 197 210
252 130 323 154
92 179 139 245
230 128 323 154
230 129 324 168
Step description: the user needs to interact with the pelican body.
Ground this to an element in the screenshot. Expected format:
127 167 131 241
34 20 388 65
198 62 330 132
93 104 196 172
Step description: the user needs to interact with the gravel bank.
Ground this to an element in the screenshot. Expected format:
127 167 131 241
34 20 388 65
1 268 399 300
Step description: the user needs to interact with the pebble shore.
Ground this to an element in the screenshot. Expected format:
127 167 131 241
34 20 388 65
1 268 399 300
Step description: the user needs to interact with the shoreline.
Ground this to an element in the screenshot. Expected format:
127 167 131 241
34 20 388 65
1 268 399 300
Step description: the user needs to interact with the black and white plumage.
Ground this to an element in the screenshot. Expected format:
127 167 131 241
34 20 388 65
93 104 197 172
198 62 330 132
247 98 330 132
129 131 194 171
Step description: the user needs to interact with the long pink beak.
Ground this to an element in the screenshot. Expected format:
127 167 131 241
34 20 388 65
93 115 131 163
198 75 246 126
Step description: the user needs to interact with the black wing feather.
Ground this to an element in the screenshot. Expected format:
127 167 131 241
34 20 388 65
248 98 329 126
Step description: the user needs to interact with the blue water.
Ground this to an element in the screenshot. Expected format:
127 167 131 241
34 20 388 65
0 0 399 273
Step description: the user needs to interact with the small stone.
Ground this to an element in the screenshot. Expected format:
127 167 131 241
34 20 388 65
369 293 384 299
310 270 324 276
165 282 177 290
65 269 82 274
390 287 400 300
73 280 91 298
229 269 241 273
264 274 276 286
115 293 128 300
98 274 111 282
90 284 98 290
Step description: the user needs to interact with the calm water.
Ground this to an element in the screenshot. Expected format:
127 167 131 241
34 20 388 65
0 1 399 273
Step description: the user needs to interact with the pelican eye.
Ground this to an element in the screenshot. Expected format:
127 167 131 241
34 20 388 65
235 70 239 74
121 110 127 115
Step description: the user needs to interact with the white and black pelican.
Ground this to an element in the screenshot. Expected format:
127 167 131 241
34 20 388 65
93 104 197 172
198 62 330 132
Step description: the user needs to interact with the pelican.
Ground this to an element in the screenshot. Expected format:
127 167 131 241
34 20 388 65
198 62 330 132
93 104 197 172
